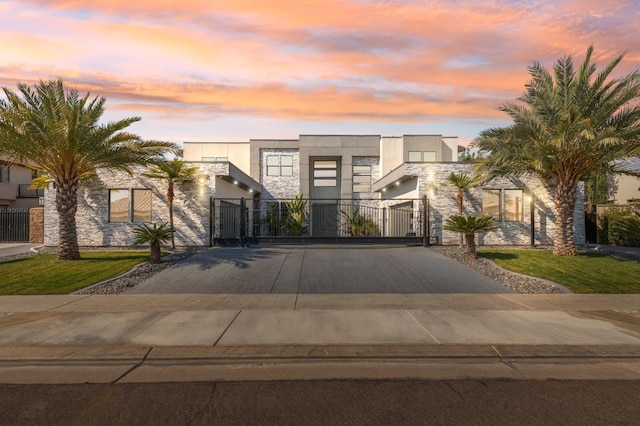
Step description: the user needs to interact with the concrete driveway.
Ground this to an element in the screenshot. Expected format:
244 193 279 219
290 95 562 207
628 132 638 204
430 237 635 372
128 246 511 294
0 243 40 260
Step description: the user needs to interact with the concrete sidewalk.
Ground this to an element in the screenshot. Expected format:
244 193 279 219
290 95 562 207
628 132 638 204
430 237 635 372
0 294 639 383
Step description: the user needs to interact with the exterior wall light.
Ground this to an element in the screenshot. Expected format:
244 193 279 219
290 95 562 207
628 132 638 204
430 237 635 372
197 173 209 185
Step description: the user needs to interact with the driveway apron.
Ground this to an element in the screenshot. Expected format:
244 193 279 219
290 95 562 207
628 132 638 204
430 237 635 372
128 246 511 294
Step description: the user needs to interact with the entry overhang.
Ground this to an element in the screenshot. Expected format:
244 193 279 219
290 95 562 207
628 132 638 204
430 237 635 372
218 162 262 194
372 164 417 193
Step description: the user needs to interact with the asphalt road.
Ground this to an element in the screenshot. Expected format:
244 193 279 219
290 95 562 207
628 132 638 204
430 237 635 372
2 379 639 425
129 246 511 294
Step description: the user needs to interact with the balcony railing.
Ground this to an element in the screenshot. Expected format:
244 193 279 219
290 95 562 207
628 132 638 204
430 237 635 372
18 185 44 198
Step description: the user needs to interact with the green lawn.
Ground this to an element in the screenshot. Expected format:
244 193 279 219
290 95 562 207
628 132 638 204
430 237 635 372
479 249 640 294
0 251 152 295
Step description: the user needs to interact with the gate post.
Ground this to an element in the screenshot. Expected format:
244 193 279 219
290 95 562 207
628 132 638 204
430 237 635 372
422 195 430 247
240 197 246 247
209 197 215 247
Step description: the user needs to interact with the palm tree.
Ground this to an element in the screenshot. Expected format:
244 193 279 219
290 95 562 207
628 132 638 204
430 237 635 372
446 172 481 247
133 222 173 264
142 159 197 248
474 46 640 256
0 79 178 260
444 214 498 260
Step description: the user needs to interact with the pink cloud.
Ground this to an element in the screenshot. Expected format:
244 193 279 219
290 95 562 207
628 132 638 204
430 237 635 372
2 0 639 141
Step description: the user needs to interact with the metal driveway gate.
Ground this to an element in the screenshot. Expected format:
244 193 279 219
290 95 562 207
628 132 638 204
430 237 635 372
211 198 433 246
0 209 30 242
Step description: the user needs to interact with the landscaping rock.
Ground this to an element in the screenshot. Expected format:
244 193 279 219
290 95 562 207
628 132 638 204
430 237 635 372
429 246 565 294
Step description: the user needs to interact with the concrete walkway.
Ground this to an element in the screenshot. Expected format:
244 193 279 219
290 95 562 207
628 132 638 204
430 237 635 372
593 244 640 262
129 246 511 294
0 243 40 259
0 294 639 383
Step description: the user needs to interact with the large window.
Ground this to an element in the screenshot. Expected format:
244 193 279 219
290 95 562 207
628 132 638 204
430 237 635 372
352 165 371 193
482 189 524 222
109 189 152 222
266 155 293 176
408 151 437 162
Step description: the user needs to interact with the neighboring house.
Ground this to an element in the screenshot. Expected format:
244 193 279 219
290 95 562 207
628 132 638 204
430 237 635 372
43 134 586 247
610 159 640 204
0 156 43 210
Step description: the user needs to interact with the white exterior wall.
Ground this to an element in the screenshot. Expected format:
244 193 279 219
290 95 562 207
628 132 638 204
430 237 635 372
183 142 251 175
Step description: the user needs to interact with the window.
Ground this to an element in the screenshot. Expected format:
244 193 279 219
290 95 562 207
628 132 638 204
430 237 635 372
266 155 293 176
202 156 228 162
132 189 152 222
423 151 436 162
352 165 371 193
482 190 501 219
482 189 524 222
109 189 130 222
0 165 9 183
504 189 523 222
313 160 337 187
109 188 152 222
408 151 422 162
408 151 437 162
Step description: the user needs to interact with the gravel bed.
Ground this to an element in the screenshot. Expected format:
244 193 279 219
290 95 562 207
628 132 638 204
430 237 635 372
429 246 566 294
74 247 207 295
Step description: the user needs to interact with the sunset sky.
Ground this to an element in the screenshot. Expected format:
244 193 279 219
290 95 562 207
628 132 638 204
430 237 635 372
1 0 639 146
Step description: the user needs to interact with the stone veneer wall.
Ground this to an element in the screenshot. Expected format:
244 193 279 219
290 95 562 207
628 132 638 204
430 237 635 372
44 163 228 247
42 160 586 247
260 149 300 201
394 163 585 246
352 157 381 201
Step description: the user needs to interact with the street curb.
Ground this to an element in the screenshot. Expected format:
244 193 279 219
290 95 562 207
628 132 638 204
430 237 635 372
2 344 640 384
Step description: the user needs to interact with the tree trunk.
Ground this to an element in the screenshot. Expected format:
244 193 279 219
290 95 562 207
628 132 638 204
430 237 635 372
55 179 81 260
167 181 175 249
149 242 161 264
465 232 478 260
457 190 464 248
553 180 578 256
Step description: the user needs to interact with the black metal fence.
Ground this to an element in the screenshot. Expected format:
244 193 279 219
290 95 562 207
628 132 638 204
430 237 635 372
0 209 30 242
210 198 429 245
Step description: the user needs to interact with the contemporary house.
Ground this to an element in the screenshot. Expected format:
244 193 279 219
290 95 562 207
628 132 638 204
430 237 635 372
43 134 586 247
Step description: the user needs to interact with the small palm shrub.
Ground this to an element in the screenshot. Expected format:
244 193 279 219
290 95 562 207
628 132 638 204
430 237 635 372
340 207 380 236
284 194 308 236
444 214 498 260
133 223 173 264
